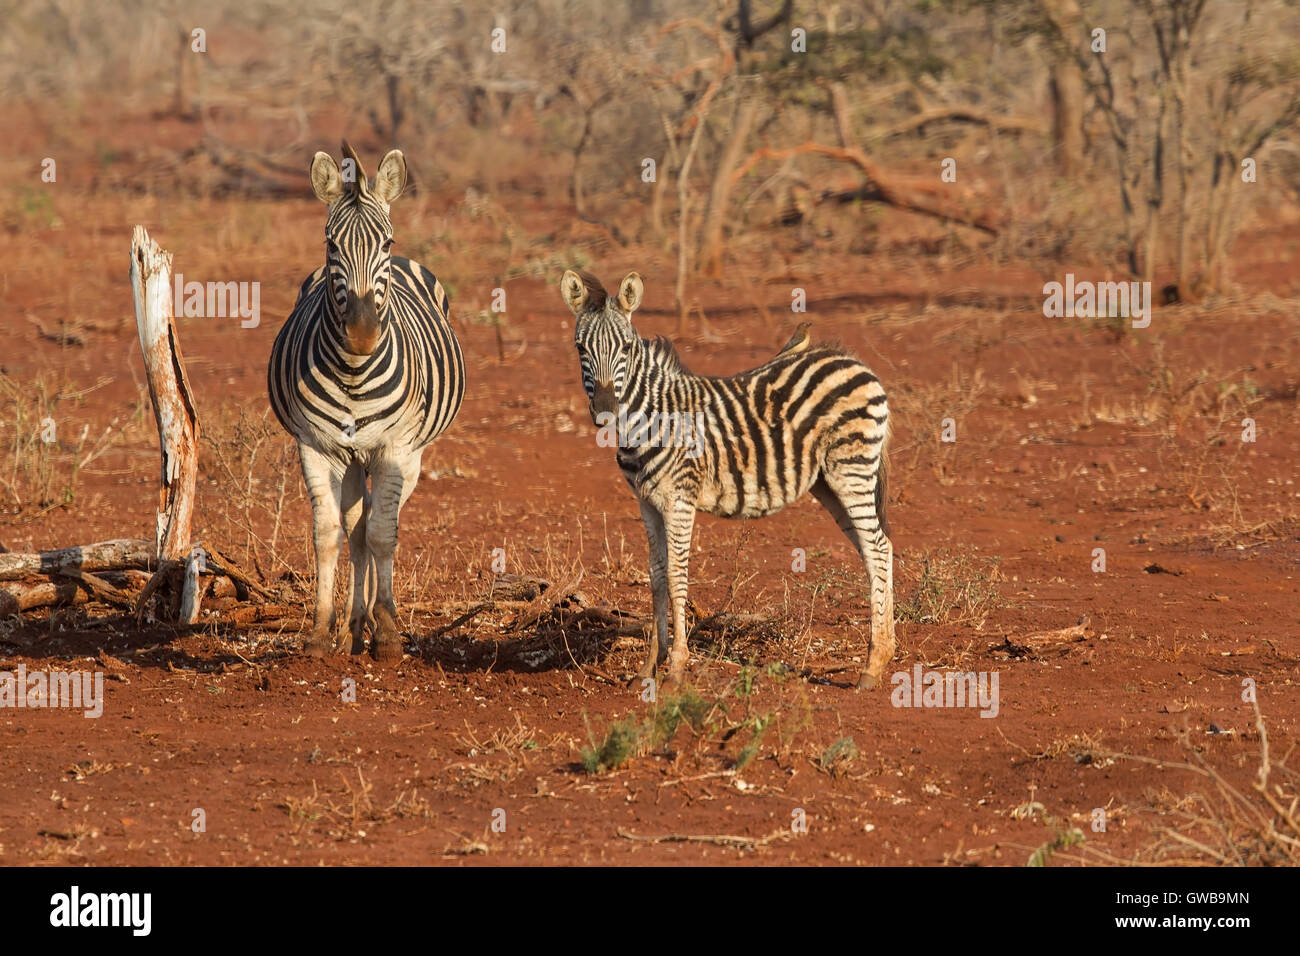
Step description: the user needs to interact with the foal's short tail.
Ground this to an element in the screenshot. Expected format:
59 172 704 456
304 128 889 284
876 415 891 539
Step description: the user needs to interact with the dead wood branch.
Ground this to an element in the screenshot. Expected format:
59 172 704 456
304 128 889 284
428 602 493 641
55 569 139 609
616 828 792 850
203 546 275 602
0 539 154 581
1020 614 1091 647
653 18 736 138
699 85 760 276
729 142 1000 235
868 106 1048 140
504 569 585 632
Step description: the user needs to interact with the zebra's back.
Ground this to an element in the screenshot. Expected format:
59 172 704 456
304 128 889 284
621 344 888 520
268 255 464 462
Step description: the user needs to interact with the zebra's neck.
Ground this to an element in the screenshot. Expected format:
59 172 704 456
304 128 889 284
622 336 685 416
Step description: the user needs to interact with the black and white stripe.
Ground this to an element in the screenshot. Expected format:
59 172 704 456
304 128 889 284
562 269 894 689
269 141 464 660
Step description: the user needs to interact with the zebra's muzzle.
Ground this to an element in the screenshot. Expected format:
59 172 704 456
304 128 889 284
591 381 619 421
342 289 381 355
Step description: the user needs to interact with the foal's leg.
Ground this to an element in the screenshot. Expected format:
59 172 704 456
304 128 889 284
662 499 698 686
810 470 895 689
637 497 670 682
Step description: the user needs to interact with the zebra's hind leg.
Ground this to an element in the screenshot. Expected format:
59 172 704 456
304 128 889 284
299 444 346 657
341 460 372 655
366 451 423 663
810 470 895 690
662 500 697 687
636 498 671 684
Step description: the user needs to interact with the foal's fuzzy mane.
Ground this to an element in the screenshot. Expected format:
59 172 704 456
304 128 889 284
642 334 689 375
572 270 609 312
642 334 848 381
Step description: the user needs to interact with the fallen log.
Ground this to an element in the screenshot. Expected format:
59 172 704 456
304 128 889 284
55 568 139 609
0 539 154 581
0 580 93 615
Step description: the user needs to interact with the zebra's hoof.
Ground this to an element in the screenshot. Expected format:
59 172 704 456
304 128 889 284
304 636 333 658
370 637 404 663
856 672 880 691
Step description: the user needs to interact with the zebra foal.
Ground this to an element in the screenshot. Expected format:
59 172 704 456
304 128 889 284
561 270 894 689
269 142 464 660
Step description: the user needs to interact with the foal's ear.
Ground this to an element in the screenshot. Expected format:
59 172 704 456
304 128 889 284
561 270 591 315
617 272 644 315
310 152 344 205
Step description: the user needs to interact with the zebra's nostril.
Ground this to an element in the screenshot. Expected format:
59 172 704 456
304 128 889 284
591 383 618 418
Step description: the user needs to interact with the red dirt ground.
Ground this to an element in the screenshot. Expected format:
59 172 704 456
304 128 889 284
1 120 1298 866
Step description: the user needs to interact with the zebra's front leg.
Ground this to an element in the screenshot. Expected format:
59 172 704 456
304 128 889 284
366 452 422 662
637 497 670 684
341 460 373 655
663 500 697 686
299 444 346 657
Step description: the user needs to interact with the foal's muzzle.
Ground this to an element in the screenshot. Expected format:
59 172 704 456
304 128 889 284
591 381 618 421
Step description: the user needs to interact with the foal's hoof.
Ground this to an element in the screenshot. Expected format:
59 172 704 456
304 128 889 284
856 671 881 691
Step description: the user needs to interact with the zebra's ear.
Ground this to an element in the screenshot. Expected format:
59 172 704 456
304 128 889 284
617 273 644 315
373 150 407 204
310 151 344 204
560 270 589 315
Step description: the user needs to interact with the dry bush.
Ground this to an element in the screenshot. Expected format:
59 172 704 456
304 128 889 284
0 373 129 518
579 666 811 775
887 362 986 489
1072 701 1299 866
198 403 302 582
5 0 1294 294
280 768 432 839
897 549 1002 627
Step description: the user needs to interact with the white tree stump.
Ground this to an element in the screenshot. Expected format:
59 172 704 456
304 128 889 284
130 226 201 623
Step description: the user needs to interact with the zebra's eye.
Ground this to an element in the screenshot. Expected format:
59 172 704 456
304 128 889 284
383 239 394 252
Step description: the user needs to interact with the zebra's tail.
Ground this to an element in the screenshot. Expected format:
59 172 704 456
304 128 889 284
876 414 891 539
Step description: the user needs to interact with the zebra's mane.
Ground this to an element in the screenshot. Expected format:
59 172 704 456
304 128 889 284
642 335 690 375
642 334 848 381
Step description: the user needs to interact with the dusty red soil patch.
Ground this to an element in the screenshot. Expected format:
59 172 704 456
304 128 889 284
2 140 1297 866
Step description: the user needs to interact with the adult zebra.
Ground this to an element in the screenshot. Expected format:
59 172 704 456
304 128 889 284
561 270 894 689
269 142 464 661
